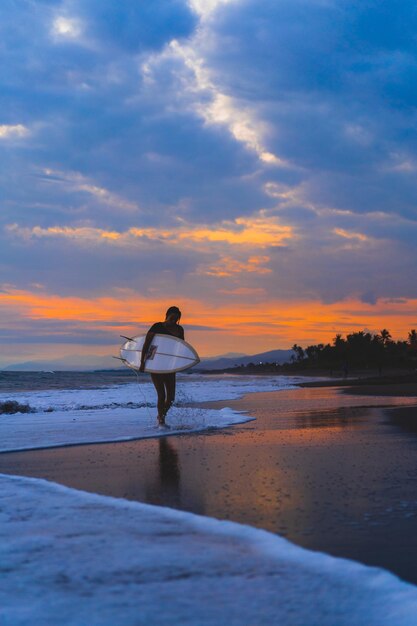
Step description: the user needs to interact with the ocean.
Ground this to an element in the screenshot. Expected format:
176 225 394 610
1 370 417 624
0 371 301 451
0 369 138 393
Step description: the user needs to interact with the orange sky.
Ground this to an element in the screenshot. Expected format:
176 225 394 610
2 288 416 362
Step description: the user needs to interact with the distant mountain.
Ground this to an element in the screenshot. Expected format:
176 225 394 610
3 354 121 372
3 349 293 372
202 352 247 362
197 349 293 371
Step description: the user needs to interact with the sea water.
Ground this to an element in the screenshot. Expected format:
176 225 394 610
1 371 417 624
0 370 300 413
0 371 301 452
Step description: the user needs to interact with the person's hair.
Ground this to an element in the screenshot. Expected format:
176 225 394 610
166 306 181 321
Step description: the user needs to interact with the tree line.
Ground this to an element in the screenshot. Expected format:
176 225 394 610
291 329 417 372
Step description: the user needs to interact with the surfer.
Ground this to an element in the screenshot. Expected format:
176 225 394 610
139 306 184 428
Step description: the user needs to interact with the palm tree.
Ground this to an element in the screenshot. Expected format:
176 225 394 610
408 330 417 354
291 344 305 362
380 329 392 347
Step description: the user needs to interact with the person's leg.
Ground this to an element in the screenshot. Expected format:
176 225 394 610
150 374 166 423
163 373 176 418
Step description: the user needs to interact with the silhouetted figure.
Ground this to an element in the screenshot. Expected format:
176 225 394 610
140 306 184 428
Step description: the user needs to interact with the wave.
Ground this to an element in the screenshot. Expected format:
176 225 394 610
0 375 302 416
0 400 153 414
0 400 35 415
57 401 151 412
2 473 417 625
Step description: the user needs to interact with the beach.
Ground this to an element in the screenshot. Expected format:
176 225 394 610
2 380 417 589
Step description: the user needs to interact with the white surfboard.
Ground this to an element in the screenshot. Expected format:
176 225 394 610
120 333 200 374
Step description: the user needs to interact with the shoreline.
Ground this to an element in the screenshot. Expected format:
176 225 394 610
298 373 417 394
3 472 416 625
2 384 417 585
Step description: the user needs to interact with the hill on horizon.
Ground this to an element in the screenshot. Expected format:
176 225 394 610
2 348 293 372
196 349 293 371
2 354 121 372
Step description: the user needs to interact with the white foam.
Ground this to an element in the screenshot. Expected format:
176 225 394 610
1 473 416 625
0 375 300 452
0 374 300 412
0 405 252 453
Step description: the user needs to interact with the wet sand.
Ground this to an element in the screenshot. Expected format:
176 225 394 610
1 386 417 584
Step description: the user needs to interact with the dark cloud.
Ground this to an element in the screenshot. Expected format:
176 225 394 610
262 237 417 303
205 0 417 216
0 3 271 231
0 317 120 345
75 0 197 53
1 233 209 296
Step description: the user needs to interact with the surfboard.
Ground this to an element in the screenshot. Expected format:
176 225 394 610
120 333 200 374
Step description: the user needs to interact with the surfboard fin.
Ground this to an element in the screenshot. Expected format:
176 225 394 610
120 335 134 342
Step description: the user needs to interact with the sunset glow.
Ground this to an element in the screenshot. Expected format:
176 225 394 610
2 0 417 368
2 285 417 366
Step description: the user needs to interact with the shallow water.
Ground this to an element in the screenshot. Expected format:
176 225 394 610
0 369 136 393
1 386 417 584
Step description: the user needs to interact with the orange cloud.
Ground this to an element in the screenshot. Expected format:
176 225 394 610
1 288 417 357
178 217 292 246
202 255 272 277
6 224 123 242
333 228 369 242
6 214 293 249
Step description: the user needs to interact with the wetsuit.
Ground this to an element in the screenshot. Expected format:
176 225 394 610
147 322 184 420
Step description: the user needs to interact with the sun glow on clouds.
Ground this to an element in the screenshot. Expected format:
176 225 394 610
2 288 417 357
6 215 293 249
203 255 272 277
5 216 291 279
334 229 369 243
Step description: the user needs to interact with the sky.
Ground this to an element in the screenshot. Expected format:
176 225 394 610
1 0 417 365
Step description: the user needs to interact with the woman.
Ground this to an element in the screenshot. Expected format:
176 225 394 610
139 306 184 428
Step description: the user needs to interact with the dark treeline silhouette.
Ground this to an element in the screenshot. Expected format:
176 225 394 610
291 329 417 374
203 329 417 376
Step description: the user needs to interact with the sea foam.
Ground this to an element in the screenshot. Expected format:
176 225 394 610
1 473 416 626
0 375 298 452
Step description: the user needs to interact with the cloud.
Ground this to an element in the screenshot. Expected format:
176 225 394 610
2 0 417 359
37 168 141 213
2 211 293 301
201 255 272 277
51 16 83 40
164 39 288 166
72 0 197 53
2 287 417 360
6 213 292 247
200 0 417 216
188 0 238 20
0 125 30 140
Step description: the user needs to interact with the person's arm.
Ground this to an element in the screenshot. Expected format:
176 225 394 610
179 326 185 340
139 331 155 372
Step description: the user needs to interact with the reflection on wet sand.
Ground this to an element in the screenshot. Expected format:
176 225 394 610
145 438 181 508
386 406 417 435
